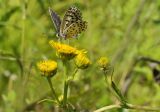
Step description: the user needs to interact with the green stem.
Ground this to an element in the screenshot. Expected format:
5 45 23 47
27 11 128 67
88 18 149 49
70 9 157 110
72 67 79 80
64 68 79 106
37 99 56 104
126 103 160 111
63 80 68 106
63 61 68 107
63 65 79 107
100 65 160 112
104 70 126 104
93 104 121 112
104 76 122 103
47 77 60 104
93 103 160 112
111 81 127 104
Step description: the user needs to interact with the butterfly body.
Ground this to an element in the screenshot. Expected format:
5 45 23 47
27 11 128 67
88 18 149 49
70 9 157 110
49 6 87 39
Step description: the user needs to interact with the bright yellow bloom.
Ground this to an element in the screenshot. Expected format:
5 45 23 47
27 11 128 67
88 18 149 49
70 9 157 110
75 52 91 69
49 40 78 60
97 57 110 71
37 60 57 77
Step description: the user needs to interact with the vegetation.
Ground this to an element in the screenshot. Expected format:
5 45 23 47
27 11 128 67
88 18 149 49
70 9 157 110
0 0 160 112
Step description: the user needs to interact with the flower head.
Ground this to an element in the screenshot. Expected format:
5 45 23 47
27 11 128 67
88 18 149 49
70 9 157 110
75 52 91 69
97 57 110 72
37 60 57 77
49 40 78 60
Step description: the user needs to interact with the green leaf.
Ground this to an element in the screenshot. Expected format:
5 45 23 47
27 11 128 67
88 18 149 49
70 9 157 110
111 81 127 104
38 98 57 105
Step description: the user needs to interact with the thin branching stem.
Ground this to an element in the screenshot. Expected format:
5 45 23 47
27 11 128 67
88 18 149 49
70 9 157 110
63 63 79 109
93 103 160 112
63 61 68 107
72 67 79 80
63 80 68 106
99 65 160 112
47 77 60 104
93 104 121 112
126 103 160 111
21 0 27 66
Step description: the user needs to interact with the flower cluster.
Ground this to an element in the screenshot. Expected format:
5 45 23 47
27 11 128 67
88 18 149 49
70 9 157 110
37 40 91 78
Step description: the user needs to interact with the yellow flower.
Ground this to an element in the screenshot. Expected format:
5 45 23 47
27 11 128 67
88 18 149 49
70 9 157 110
49 40 78 60
97 57 110 71
75 52 91 69
37 60 57 77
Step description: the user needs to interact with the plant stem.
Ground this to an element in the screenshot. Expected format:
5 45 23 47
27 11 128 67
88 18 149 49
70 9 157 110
111 81 126 104
72 68 79 79
21 0 27 69
93 104 121 112
63 61 68 107
104 75 123 104
47 77 60 104
37 99 56 104
100 72 160 112
63 65 79 108
126 103 160 111
93 103 160 112
63 80 68 106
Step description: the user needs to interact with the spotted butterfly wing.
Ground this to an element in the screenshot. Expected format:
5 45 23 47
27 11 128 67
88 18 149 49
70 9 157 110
49 7 61 36
64 20 87 38
60 6 87 39
60 6 82 34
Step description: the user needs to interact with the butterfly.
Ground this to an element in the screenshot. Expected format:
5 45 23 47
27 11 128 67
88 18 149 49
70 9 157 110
49 6 87 39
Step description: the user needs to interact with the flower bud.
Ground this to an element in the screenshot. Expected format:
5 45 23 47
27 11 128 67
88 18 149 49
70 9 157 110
37 60 57 77
75 53 91 69
97 57 110 72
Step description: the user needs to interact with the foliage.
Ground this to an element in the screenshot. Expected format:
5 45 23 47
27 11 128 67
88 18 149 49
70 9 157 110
0 0 160 112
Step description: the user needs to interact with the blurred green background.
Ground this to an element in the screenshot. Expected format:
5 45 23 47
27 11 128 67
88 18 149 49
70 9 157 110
0 0 160 112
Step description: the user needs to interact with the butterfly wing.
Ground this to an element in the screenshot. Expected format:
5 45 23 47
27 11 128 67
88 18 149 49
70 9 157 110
49 7 61 35
60 6 82 36
63 20 87 39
